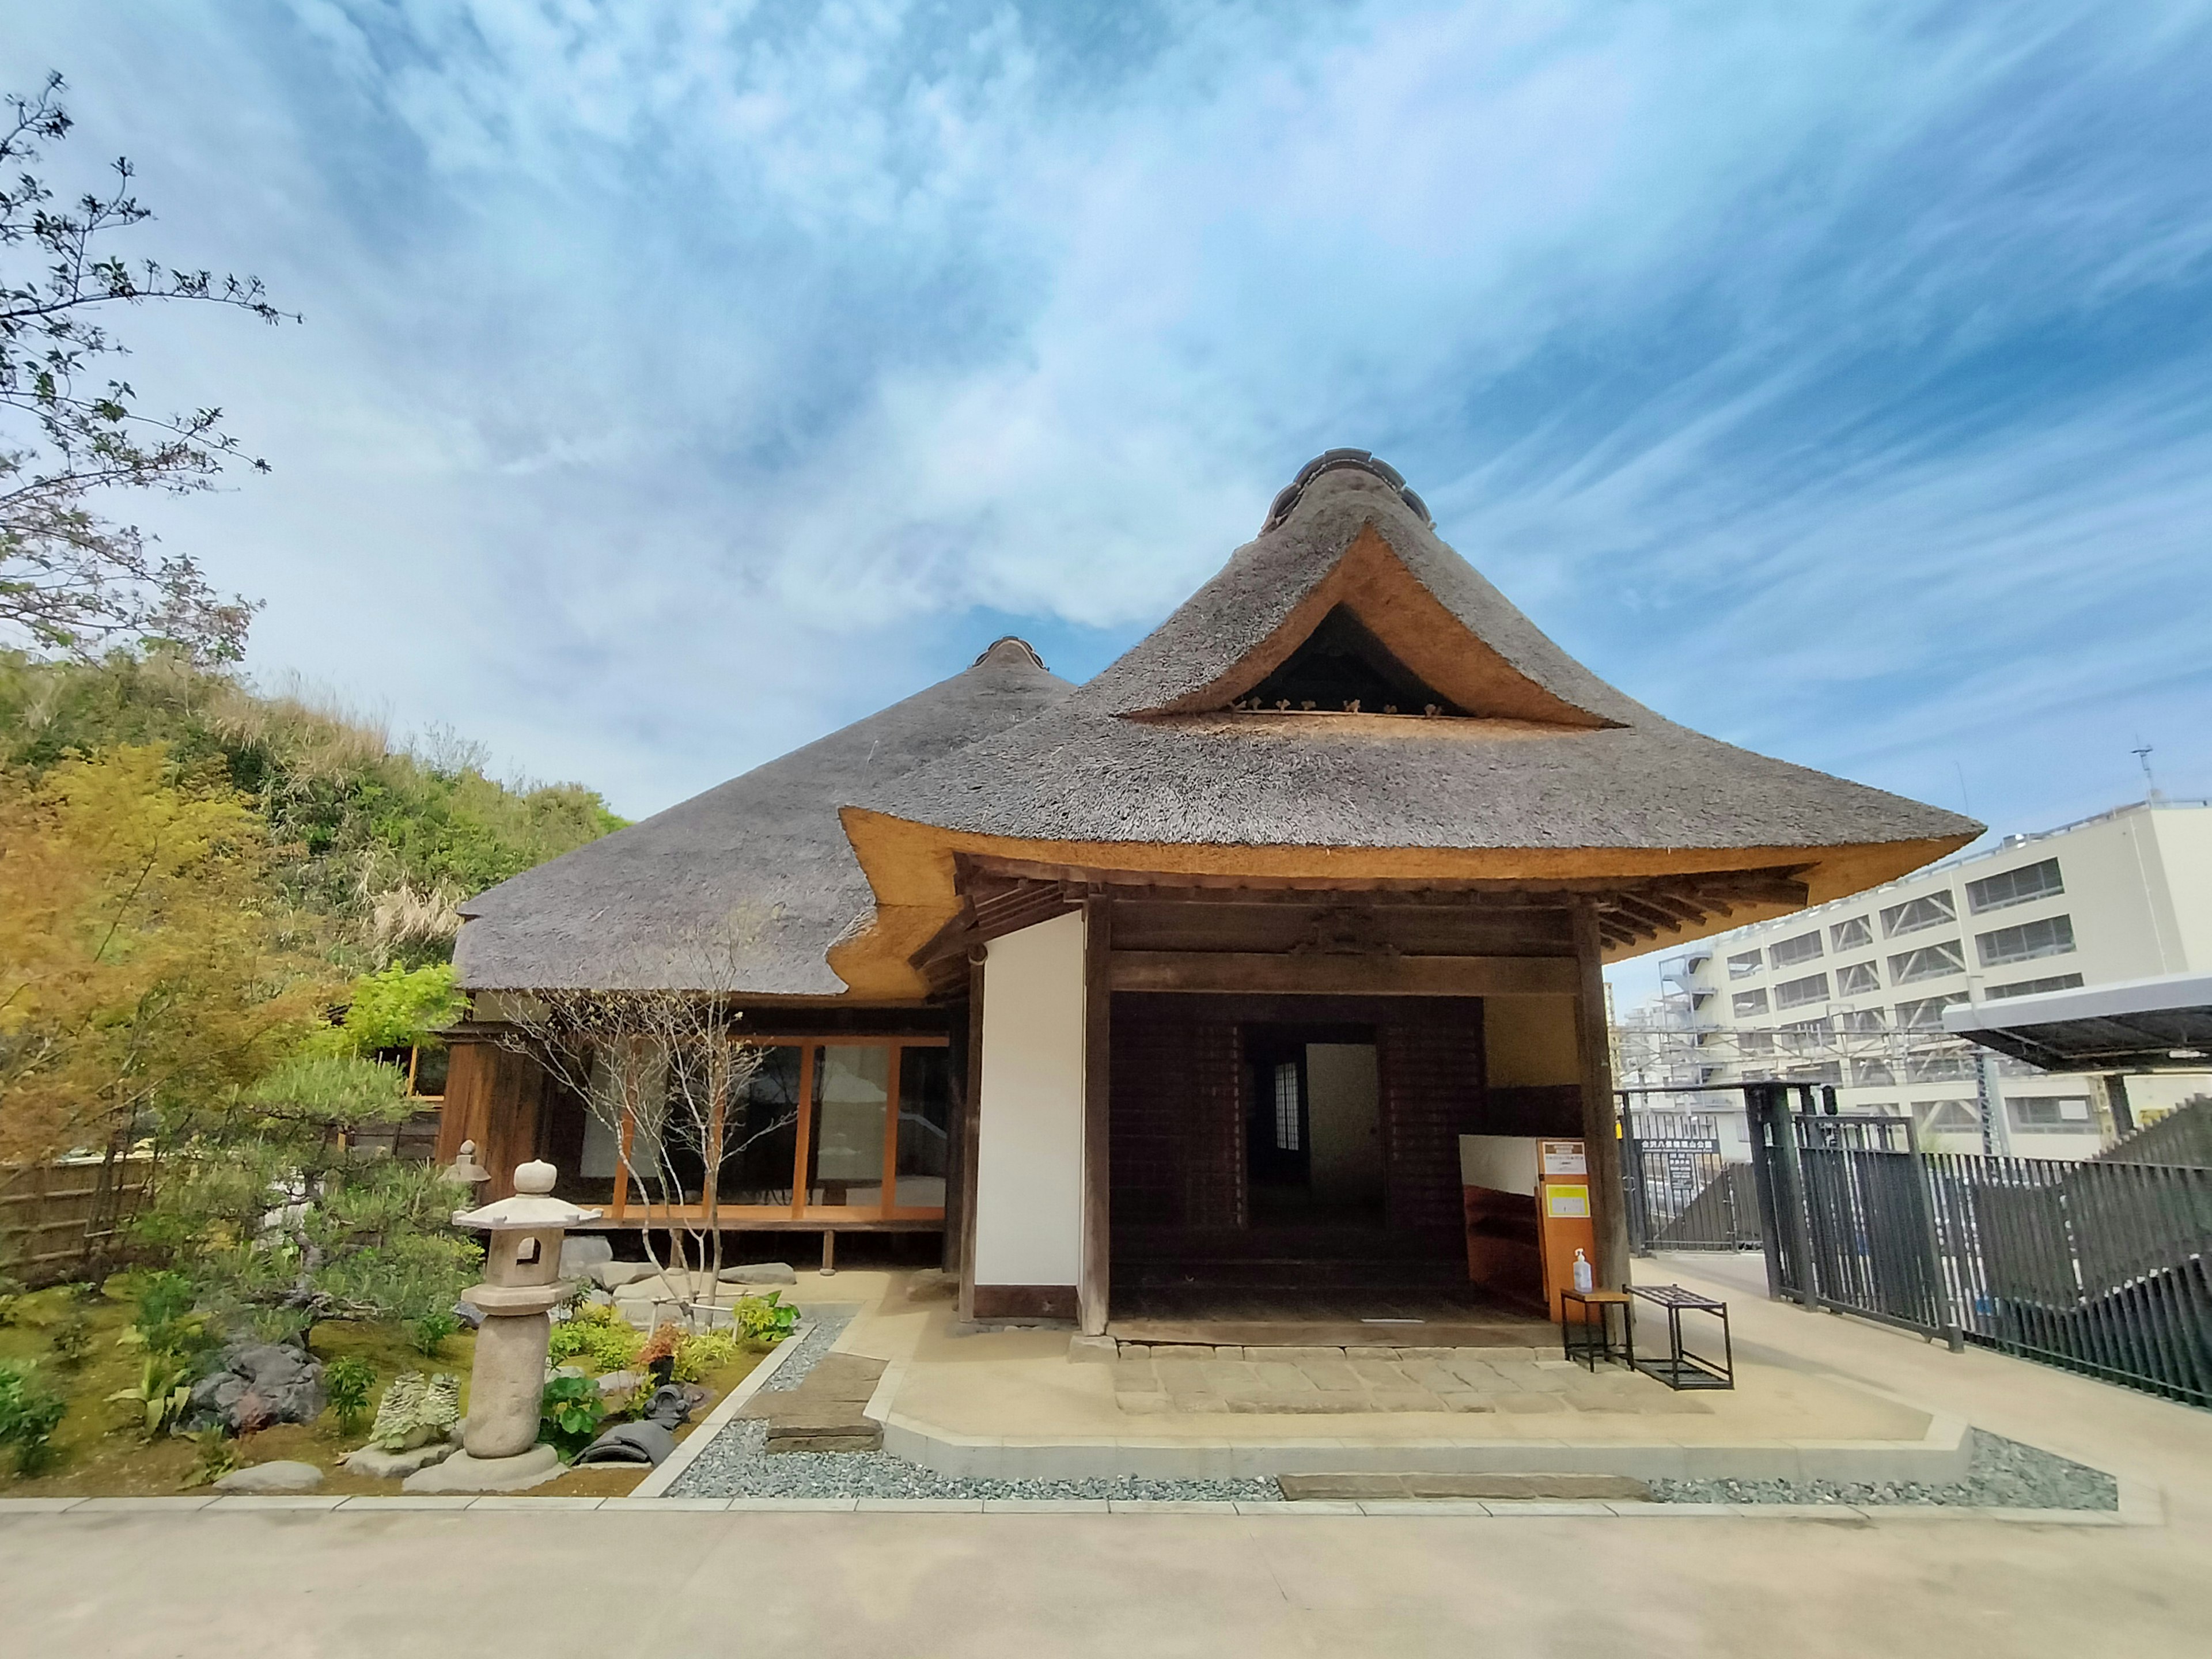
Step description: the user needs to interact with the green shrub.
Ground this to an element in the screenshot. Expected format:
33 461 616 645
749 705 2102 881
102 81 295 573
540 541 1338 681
50 1313 94 1369
0 1361 69 1475
325 1356 376 1437
539 1374 604 1460
547 1303 642 1372
670 1328 741 1384
107 1353 195 1439
407 1310 460 1357
119 1270 214 1363
734 1292 798 1346
179 1429 238 1489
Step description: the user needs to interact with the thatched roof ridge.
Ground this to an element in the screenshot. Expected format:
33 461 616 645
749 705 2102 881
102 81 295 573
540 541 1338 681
861 465 1980 854
454 638 1071 992
1086 465 1640 724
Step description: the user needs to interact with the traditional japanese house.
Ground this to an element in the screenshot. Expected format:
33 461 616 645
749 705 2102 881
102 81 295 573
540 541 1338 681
442 451 1978 1339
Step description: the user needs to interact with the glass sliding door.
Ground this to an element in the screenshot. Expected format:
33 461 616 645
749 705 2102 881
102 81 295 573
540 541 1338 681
805 1044 890 1209
715 1044 803 1210
894 1046 952 1212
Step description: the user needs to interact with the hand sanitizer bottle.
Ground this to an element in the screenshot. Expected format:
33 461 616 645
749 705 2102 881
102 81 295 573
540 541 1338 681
1572 1248 1594 1293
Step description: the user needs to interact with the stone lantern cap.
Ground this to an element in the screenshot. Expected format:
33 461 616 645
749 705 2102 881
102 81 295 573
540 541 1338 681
453 1159 600 1230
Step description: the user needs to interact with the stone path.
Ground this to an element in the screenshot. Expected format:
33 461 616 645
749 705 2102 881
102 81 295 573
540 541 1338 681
738 1351 887 1451
1109 1343 1715 1416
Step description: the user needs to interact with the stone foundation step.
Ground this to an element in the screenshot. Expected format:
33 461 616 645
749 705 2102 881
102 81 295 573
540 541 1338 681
1108 1319 1550 1350
1278 1472 1653 1502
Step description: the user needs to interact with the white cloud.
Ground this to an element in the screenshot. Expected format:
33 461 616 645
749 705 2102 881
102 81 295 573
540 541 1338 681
5 1 2209 829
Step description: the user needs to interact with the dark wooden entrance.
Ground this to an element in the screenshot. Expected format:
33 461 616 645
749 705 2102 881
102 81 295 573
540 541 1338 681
1107 991 1562 1341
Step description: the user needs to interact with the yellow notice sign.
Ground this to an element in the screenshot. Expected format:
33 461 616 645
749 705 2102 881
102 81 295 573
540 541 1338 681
1545 1184 1590 1219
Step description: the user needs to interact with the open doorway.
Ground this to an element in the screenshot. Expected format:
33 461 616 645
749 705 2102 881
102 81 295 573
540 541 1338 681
1245 1024 1384 1227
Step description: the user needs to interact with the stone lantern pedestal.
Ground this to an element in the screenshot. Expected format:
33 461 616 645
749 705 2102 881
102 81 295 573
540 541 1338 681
405 1159 598 1494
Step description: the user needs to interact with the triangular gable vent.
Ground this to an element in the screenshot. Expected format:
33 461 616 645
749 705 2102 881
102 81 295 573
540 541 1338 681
1233 605 1464 717
1137 522 1620 728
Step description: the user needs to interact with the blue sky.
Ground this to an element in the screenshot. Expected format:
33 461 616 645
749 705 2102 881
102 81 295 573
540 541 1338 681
11 3 2212 1002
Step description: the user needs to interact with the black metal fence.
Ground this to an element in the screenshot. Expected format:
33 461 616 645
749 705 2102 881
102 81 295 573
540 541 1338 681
1620 1112 1762 1253
1732 1083 2212 1410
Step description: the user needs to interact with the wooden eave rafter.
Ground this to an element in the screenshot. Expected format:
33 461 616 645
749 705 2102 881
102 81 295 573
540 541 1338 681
903 851 1812 985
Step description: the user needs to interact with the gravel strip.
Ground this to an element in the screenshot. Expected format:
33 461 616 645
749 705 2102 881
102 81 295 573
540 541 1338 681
668 1308 1278 1503
1652 1429 2119 1509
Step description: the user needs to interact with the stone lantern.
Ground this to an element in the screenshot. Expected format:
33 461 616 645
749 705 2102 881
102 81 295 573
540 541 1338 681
406 1158 598 1494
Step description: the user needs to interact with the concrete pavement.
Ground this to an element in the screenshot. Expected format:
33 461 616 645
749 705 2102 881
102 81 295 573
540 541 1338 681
2 1255 2206 1657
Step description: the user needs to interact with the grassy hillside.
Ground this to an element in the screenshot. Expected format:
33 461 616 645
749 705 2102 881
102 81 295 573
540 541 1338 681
0 649 622 971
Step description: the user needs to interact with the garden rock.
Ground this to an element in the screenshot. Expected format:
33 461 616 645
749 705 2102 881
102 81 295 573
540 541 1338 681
403 1442 562 1494
213 1459 324 1494
593 1262 662 1290
574 1421 676 1466
453 1300 485 1330
185 1342 326 1435
594 1370 644 1401
717 1262 796 1286
342 1441 454 1480
559 1235 614 1278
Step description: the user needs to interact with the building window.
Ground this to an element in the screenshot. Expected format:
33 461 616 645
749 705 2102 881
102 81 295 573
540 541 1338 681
1896 992 1969 1031
1833 1008 1887 1032
1904 1052 1976 1084
1272 1060 1301 1152
1774 973 1829 1010
1976 915 2075 968
2011 1095 2094 1133
1733 990 1769 1018
1728 949 1764 980
1889 940 1965 984
1881 893 1956 938
1770 930 1823 968
1965 857 2063 915
1831 916 1873 951
1854 1059 1896 1086
1737 1031 1775 1055
1987 972 2085 1001
1786 1061 1842 1086
570 1037 956 1218
1835 961 1881 997
1913 1099 1981 1134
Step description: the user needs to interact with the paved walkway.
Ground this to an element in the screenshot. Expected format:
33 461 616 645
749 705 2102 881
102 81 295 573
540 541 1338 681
1112 1344 1715 1415
2 1256 2207 1657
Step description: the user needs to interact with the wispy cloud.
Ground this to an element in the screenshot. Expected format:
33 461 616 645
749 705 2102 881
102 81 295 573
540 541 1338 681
7 1 2209 840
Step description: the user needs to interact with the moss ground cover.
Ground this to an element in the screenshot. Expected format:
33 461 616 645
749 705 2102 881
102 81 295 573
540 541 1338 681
0 1282 763 1498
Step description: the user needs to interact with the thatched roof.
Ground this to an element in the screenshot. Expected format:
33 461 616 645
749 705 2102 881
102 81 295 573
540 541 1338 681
460 450 1978 999
855 460 1978 855
454 638 1072 993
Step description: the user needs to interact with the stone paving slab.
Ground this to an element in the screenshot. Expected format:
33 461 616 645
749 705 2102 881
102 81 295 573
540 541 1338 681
1111 1348 1706 1418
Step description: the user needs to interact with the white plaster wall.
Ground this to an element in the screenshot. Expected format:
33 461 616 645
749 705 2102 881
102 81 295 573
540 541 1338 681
973 910 1086 1288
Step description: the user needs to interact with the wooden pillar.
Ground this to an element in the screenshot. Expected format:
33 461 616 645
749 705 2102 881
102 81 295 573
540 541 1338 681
956 953 987 1324
1571 900 1631 1290
1078 892 1113 1337
433 1040 494 1169
435 1041 543 1200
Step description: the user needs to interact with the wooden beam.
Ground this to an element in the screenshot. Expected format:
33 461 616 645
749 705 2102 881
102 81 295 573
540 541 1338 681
956 955 986 1325
1107 951 1577 997
1079 894 1112 1337
1571 900 1630 1291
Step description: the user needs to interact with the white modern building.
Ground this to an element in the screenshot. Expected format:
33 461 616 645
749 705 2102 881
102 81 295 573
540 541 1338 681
1619 797 2212 1159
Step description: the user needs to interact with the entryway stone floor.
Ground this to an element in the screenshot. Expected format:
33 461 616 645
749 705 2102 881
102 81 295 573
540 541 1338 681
1109 1344 1715 1416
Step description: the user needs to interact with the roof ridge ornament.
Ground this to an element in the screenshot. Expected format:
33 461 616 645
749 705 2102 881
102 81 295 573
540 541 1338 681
972 636 1048 671
1263 449 1431 533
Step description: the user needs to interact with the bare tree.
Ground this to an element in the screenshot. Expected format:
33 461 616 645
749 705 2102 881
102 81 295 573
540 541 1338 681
484 929 779 1323
2 73 293 661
